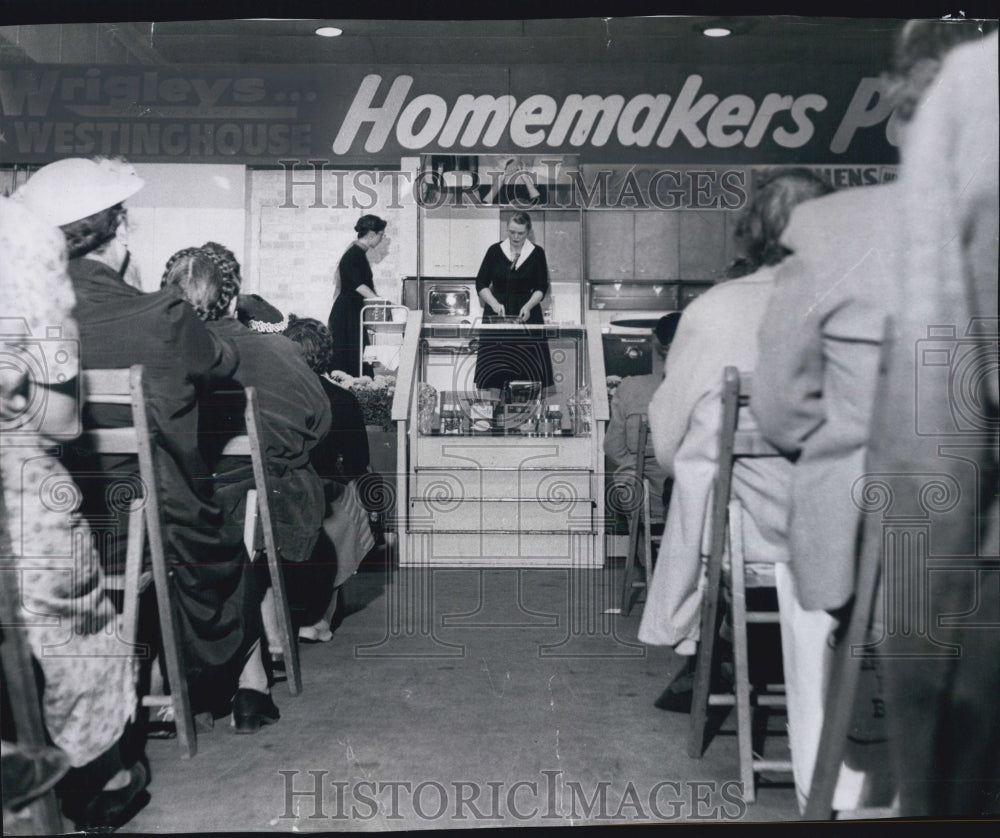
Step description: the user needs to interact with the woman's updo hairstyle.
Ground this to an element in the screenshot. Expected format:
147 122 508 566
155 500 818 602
509 210 532 230
161 245 241 321
283 315 335 375
200 241 242 291
355 214 387 237
60 204 127 260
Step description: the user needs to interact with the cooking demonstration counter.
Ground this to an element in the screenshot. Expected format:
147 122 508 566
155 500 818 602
390 313 609 567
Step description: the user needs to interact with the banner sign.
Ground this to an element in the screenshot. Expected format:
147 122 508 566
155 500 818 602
1 63 904 166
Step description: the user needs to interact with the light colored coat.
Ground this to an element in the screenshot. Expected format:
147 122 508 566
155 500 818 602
638 268 792 647
752 183 903 612
867 34 999 817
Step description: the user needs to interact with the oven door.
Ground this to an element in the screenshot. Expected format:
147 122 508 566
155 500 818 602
424 283 473 322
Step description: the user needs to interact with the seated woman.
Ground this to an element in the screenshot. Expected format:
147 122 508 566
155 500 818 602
637 169 834 710
0 196 147 830
16 157 262 728
283 315 375 641
161 248 332 698
604 313 681 526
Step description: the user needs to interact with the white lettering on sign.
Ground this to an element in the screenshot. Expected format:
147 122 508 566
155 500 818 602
330 73 889 156
437 94 515 147
547 94 625 147
616 94 671 146
830 77 893 153
331 74 414 154
396 93 449 148
510 95 558 147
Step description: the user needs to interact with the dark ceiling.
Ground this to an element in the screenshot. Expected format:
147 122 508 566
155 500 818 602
135 17 903 67
0 16 914 69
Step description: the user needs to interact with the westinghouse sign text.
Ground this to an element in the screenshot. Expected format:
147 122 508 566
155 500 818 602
1 63 902 165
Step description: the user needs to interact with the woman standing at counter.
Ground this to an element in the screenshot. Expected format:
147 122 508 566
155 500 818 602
328 214 387 376
473 212 555 393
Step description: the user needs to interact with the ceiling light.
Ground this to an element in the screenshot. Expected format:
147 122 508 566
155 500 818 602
702 27 732 37
315 26 343 38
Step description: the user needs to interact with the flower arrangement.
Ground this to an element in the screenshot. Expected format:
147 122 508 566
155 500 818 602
328 371 396 430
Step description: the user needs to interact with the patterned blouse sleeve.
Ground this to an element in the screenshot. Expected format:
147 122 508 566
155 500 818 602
0 197 79 381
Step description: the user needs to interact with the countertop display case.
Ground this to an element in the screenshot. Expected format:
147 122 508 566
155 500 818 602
389 312 609 567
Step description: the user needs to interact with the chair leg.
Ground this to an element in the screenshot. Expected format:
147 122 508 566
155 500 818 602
121 498 146 651
255 495 302 696
731 528 756 804
688 549 723 759
143 506 197 759
640 480 654 584
620 500 642 616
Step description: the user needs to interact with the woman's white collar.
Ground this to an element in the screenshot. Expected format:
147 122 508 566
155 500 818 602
500 237 535 269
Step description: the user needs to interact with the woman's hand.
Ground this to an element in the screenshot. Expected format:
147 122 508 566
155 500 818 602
480 287 504 318
518 304 532 322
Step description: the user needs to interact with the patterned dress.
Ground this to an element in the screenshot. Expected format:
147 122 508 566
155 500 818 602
0 197 136 767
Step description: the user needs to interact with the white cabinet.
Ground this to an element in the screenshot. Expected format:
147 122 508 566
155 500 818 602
421 205 583 285
420 206 501 276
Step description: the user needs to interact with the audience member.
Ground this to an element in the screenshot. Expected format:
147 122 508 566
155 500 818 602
162 249 331 730
282 315 375 642
751 19 991 812
0 195 147 830
637 169 832 718
284 316 371 483
604 312 681 524
864 29 999 816
15 157 262 723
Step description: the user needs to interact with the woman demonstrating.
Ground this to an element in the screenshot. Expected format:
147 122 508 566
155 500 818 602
327 214 387 377
473 212 554 393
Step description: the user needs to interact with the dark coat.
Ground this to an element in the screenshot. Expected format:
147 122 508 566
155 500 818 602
310 377 370 483
473 240 554 389
63 258 260 712
327 243 373 376
204 320 332 567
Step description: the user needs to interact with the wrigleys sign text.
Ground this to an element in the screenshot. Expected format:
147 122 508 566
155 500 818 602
1 64 902 165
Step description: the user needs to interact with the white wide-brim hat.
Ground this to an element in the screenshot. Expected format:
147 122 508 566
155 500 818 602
15 157 145 227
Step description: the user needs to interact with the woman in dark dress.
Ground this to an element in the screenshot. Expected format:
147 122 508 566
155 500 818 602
327 214 387 376
473 211 554 392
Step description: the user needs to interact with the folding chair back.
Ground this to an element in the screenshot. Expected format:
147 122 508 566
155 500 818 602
687 366 791 802
803 323 898 820
218 387 302 696
80 366 197 759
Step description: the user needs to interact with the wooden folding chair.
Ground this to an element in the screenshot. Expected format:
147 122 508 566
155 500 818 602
803 324 898 821
687 366 792 803
79 366 197 758
619 418 661 616
217 387 301 696
0 473 67 834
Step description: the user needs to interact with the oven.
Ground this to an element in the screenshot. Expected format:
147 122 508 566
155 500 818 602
587 279 713 376
407 277 484 324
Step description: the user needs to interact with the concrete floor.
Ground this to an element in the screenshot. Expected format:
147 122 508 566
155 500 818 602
123 563 800 831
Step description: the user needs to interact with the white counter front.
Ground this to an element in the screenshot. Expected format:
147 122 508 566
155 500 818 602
390 313 609 567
